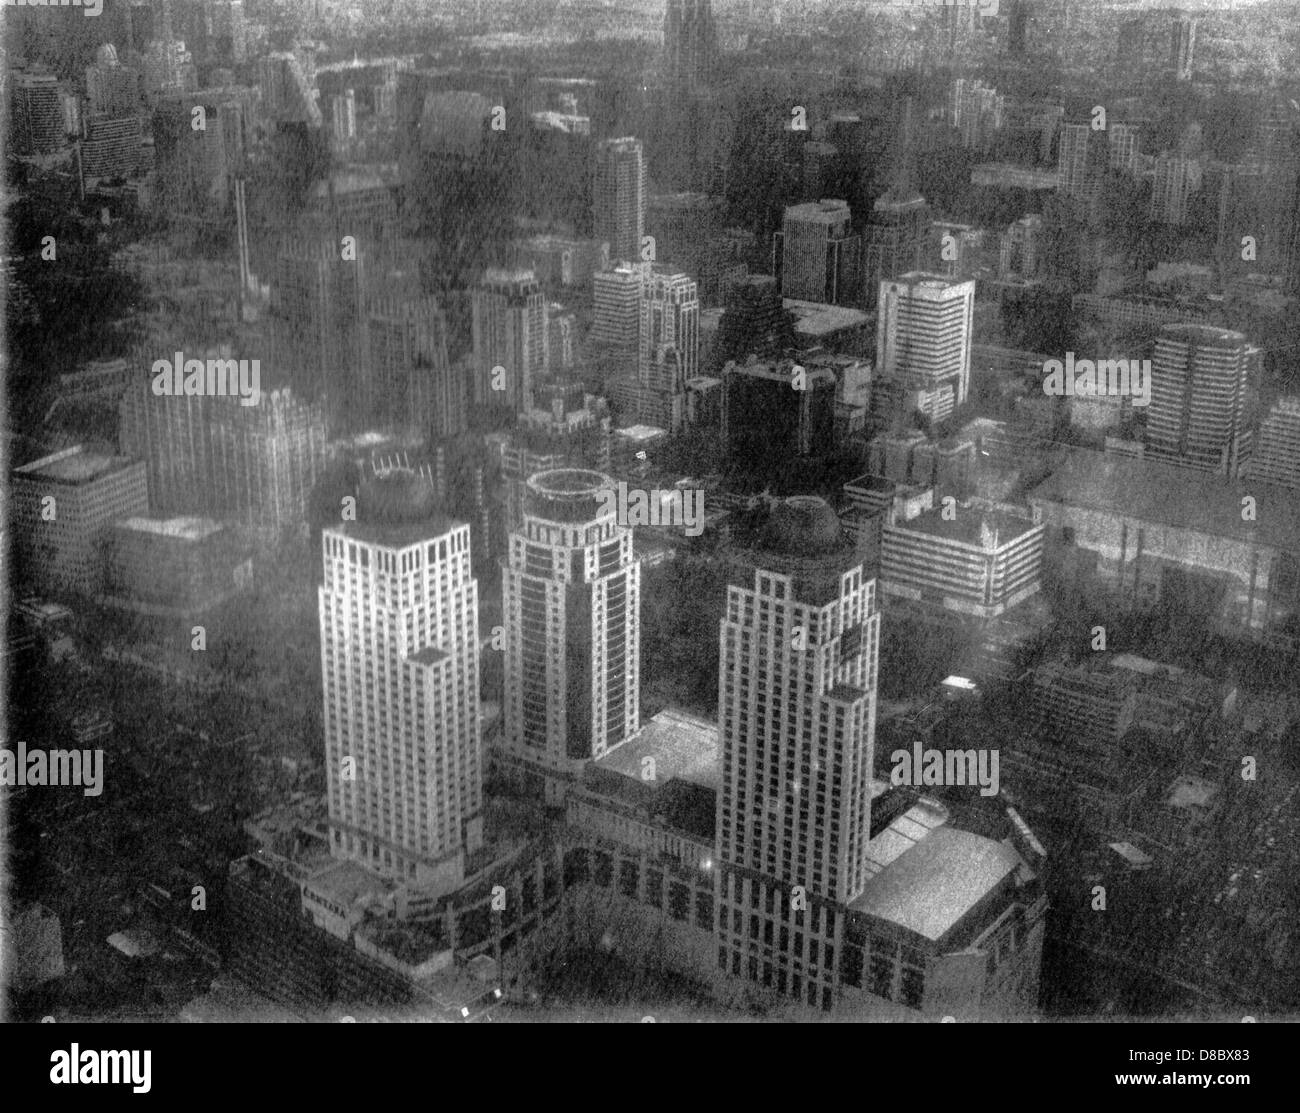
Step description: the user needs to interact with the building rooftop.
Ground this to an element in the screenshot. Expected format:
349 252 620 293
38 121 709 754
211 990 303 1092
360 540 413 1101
1166 775 1219 811
851 826 1021 943
117 516 224 542
304 858 396 909
14 445 137 485
784 298 871 336
888 505 1041 547
1029 450 1300 552
593 708 720 792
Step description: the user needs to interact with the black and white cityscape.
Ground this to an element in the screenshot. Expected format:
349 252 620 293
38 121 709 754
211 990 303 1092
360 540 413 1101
4 0 1300 1029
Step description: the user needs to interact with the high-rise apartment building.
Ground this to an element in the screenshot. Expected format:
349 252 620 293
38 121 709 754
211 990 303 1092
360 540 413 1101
663 0 719 92
1147 324 1254 477
85 45 140 119
716 497 879 999
319 471 482 894
499 469 641 804
773 200 860 306
998 214 1042 282
1248 397 1300 489
593 137 647 264
876 273 976 423
10 73 66 156
1057 122 1099 203
471 268 548 415
950 79 1004 150
79 115 144 181
1150 156 1201 226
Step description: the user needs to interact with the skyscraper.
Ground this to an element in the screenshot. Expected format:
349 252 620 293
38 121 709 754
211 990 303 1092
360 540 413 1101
863 193 931 309
319 470 482 894
10 73 66 156
876 273 976 423
1248 398 1300 490
1147 324 1254 477
593 137 647 264
499 469 641 804
1150 156 1201 226
716 496 879 1004
773 200 860 306
85 45 140 119
639 268 699 384
663 0 719 92
471 267 548 415
592 263 645 348
368 293 465 440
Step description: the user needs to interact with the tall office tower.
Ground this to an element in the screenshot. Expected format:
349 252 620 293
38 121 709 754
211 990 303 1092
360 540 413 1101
647 191 723 289
1150 156 1201 226
663 0 719 92
639 268 699 383
801 142 839 205
593 137 647 264
716 497 879 1003
79 116 144 181
367 294 465 440
863 193 931 309
592 263 646 347
85 46 140 119
499 469 640 804
1006 0 1029 53
153 91 239 215
471 268 548 416
999 214 1042 281
712 274 791 369
271 232 370 428
119 381 328 529
208 390 330 530
1248 398 1300 489
319 470 483 895
10 73 66 156
722 359 838 463
876 273 976 424
773 200 860 306
11 447 149 598
259 52 322 126
950 78 1004 150
1108 123 1138 174
142 39 196 102
1057 122 1100 204
1147 324 1254 477
1171 15 1196 82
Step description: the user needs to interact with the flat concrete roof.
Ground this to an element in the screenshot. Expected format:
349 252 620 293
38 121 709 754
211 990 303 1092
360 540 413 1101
593 708 720 792
118 516 223 541
887 506 1041 546
1030 450 1300 552
851 826 1021 943
15 446 137 485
